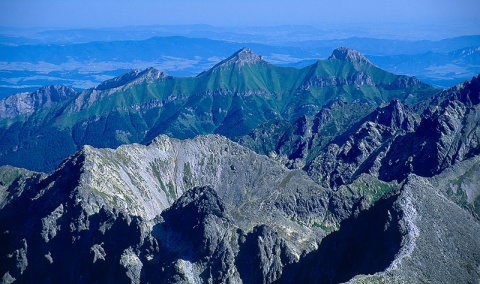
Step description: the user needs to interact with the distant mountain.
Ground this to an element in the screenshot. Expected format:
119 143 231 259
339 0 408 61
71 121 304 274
368 46 480 87
0 48 438 173
0 85 76 119
1 34 478 98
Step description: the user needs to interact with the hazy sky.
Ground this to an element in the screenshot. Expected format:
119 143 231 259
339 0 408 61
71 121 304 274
1 0 479 31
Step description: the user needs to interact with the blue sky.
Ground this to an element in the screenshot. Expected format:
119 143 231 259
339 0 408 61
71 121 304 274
1 0 479 33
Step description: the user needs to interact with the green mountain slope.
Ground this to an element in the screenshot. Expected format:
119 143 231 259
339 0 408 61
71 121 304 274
0 47 438 172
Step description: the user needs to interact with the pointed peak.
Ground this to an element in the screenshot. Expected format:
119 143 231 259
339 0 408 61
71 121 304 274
139 67 169 80
386 98 403 109
371 99 418 131
213 48 265 68
328 47 372 65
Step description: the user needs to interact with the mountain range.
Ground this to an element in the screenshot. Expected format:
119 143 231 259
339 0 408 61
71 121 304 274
1 47 480 283
1 33 479 99
0 47 438 173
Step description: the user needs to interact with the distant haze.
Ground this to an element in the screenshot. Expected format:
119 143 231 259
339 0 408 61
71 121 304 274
1 0 479 39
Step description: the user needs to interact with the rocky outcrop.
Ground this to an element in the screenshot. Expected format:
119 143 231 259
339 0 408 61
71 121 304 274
278 191 403 284
306 75 480 187
381 75 422 90
300 72 375 90
146 186 241 283
209 47 264 69
306 99 420 187
348 174 480 284
328 47 373 66
0 85 76 119
240 75 480 190
379 74 480 182
95 67 169 91
237 100 375 170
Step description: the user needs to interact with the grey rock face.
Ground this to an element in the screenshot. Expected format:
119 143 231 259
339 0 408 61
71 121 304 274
0 135 335 283
277 191 403 284
0 85 76 119
306 99 420 188
301 72 375 89
241 75 480 190
381 75 422 90
147 186 240 283
1 131 479 283
236 225 296 283
211 47 264 68
348 174 480 284
237 100 374 170
95 67 168 91
379 74 480 182
430 155 480 218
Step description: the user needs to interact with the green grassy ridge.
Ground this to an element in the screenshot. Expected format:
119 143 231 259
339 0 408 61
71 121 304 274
0 48 440 172
48 55 436 132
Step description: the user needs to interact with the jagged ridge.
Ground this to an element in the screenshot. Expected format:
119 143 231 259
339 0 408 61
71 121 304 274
0 85 76 119
1 132 479 283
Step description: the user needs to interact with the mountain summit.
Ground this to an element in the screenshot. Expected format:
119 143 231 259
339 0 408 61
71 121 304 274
329 47 372 65
95 67 168 91
212 47 264 68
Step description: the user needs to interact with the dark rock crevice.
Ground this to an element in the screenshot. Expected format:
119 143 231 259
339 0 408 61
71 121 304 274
276 192 402 284
236 225 296 284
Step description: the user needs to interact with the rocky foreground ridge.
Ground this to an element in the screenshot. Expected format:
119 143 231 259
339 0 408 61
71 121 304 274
1 132 480 283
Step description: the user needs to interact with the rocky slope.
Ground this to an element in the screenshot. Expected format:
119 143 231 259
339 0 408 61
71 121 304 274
305 99 421 188
0 85 76 119
1 134 479 283
347 172 480 284
239 74 480 190
378 74 480 181
0 135 333 283
0 47 438 173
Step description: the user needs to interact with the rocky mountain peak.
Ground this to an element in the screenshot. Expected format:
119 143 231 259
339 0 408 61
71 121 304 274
95 67 168 91
372 99 418 131
34 85 76 102
213 47 264 68
328 47 372 65
0 85 76 119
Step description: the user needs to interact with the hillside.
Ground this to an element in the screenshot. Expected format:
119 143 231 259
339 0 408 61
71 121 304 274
0 47 438 173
